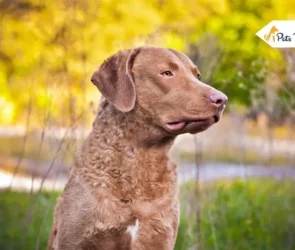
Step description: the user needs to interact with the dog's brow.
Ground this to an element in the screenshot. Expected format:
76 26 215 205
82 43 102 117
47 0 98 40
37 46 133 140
192 67 199 76
168 62 179 70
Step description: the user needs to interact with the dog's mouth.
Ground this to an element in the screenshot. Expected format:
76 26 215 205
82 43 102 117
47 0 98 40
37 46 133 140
165 115 220 132
165 121 187 131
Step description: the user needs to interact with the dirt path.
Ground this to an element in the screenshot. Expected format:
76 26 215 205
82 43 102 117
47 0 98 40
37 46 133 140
1 162 294 191
178 162 295 184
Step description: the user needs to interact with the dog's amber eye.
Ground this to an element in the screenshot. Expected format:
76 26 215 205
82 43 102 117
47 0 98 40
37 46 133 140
161 70 173 77
197 73 201 80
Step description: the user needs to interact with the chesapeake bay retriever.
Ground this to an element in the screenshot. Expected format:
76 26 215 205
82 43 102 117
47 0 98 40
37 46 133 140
48 46 227 250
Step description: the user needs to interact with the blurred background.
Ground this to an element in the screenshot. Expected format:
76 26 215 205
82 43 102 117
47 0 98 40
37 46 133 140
0 0 295 249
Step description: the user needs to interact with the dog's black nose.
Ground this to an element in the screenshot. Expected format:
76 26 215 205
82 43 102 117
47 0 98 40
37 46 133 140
209 91 228 108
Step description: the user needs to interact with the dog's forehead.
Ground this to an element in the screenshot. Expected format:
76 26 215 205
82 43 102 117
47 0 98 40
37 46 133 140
136 47 195 69
168 49 196 69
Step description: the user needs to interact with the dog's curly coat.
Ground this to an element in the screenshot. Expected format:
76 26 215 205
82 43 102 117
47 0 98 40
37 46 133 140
48 47 227 250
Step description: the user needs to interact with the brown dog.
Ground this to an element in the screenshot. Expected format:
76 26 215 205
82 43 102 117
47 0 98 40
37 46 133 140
48 47 227 250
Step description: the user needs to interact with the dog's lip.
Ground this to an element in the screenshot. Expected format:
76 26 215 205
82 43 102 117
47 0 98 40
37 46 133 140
165 118 211 131
165 121 186 131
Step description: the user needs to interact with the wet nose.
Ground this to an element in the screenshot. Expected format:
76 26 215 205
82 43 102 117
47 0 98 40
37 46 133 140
209 91 228 108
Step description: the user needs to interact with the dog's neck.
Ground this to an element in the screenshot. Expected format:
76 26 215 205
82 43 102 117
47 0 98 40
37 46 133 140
93 99 175 148
75 100 177 200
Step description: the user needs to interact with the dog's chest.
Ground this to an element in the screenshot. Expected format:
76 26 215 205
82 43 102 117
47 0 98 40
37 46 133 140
120 152 177 199
89 196 178 250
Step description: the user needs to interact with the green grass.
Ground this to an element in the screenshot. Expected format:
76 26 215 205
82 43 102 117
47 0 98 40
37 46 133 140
0 191 59 250
0 179 294 250
176 179 295 250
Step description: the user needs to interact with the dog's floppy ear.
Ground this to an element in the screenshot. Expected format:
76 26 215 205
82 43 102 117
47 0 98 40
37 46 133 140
91 48 140 112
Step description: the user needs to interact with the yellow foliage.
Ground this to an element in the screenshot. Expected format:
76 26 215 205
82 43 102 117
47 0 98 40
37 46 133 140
0 0 294 125
0 97 15 124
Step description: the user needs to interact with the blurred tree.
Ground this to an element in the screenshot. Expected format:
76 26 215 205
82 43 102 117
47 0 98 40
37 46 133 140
180 0 295 125
0 0 164 125
0 0 294 125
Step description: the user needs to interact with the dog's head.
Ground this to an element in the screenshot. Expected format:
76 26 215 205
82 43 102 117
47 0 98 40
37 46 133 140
91 47 227 136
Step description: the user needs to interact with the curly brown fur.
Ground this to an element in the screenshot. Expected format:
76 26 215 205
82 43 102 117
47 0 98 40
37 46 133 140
48 46 227 250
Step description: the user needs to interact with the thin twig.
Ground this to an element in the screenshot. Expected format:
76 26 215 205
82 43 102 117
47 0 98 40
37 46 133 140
207 206 219 250
8 82 32 192
21 75 53 245
194 135 202 250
